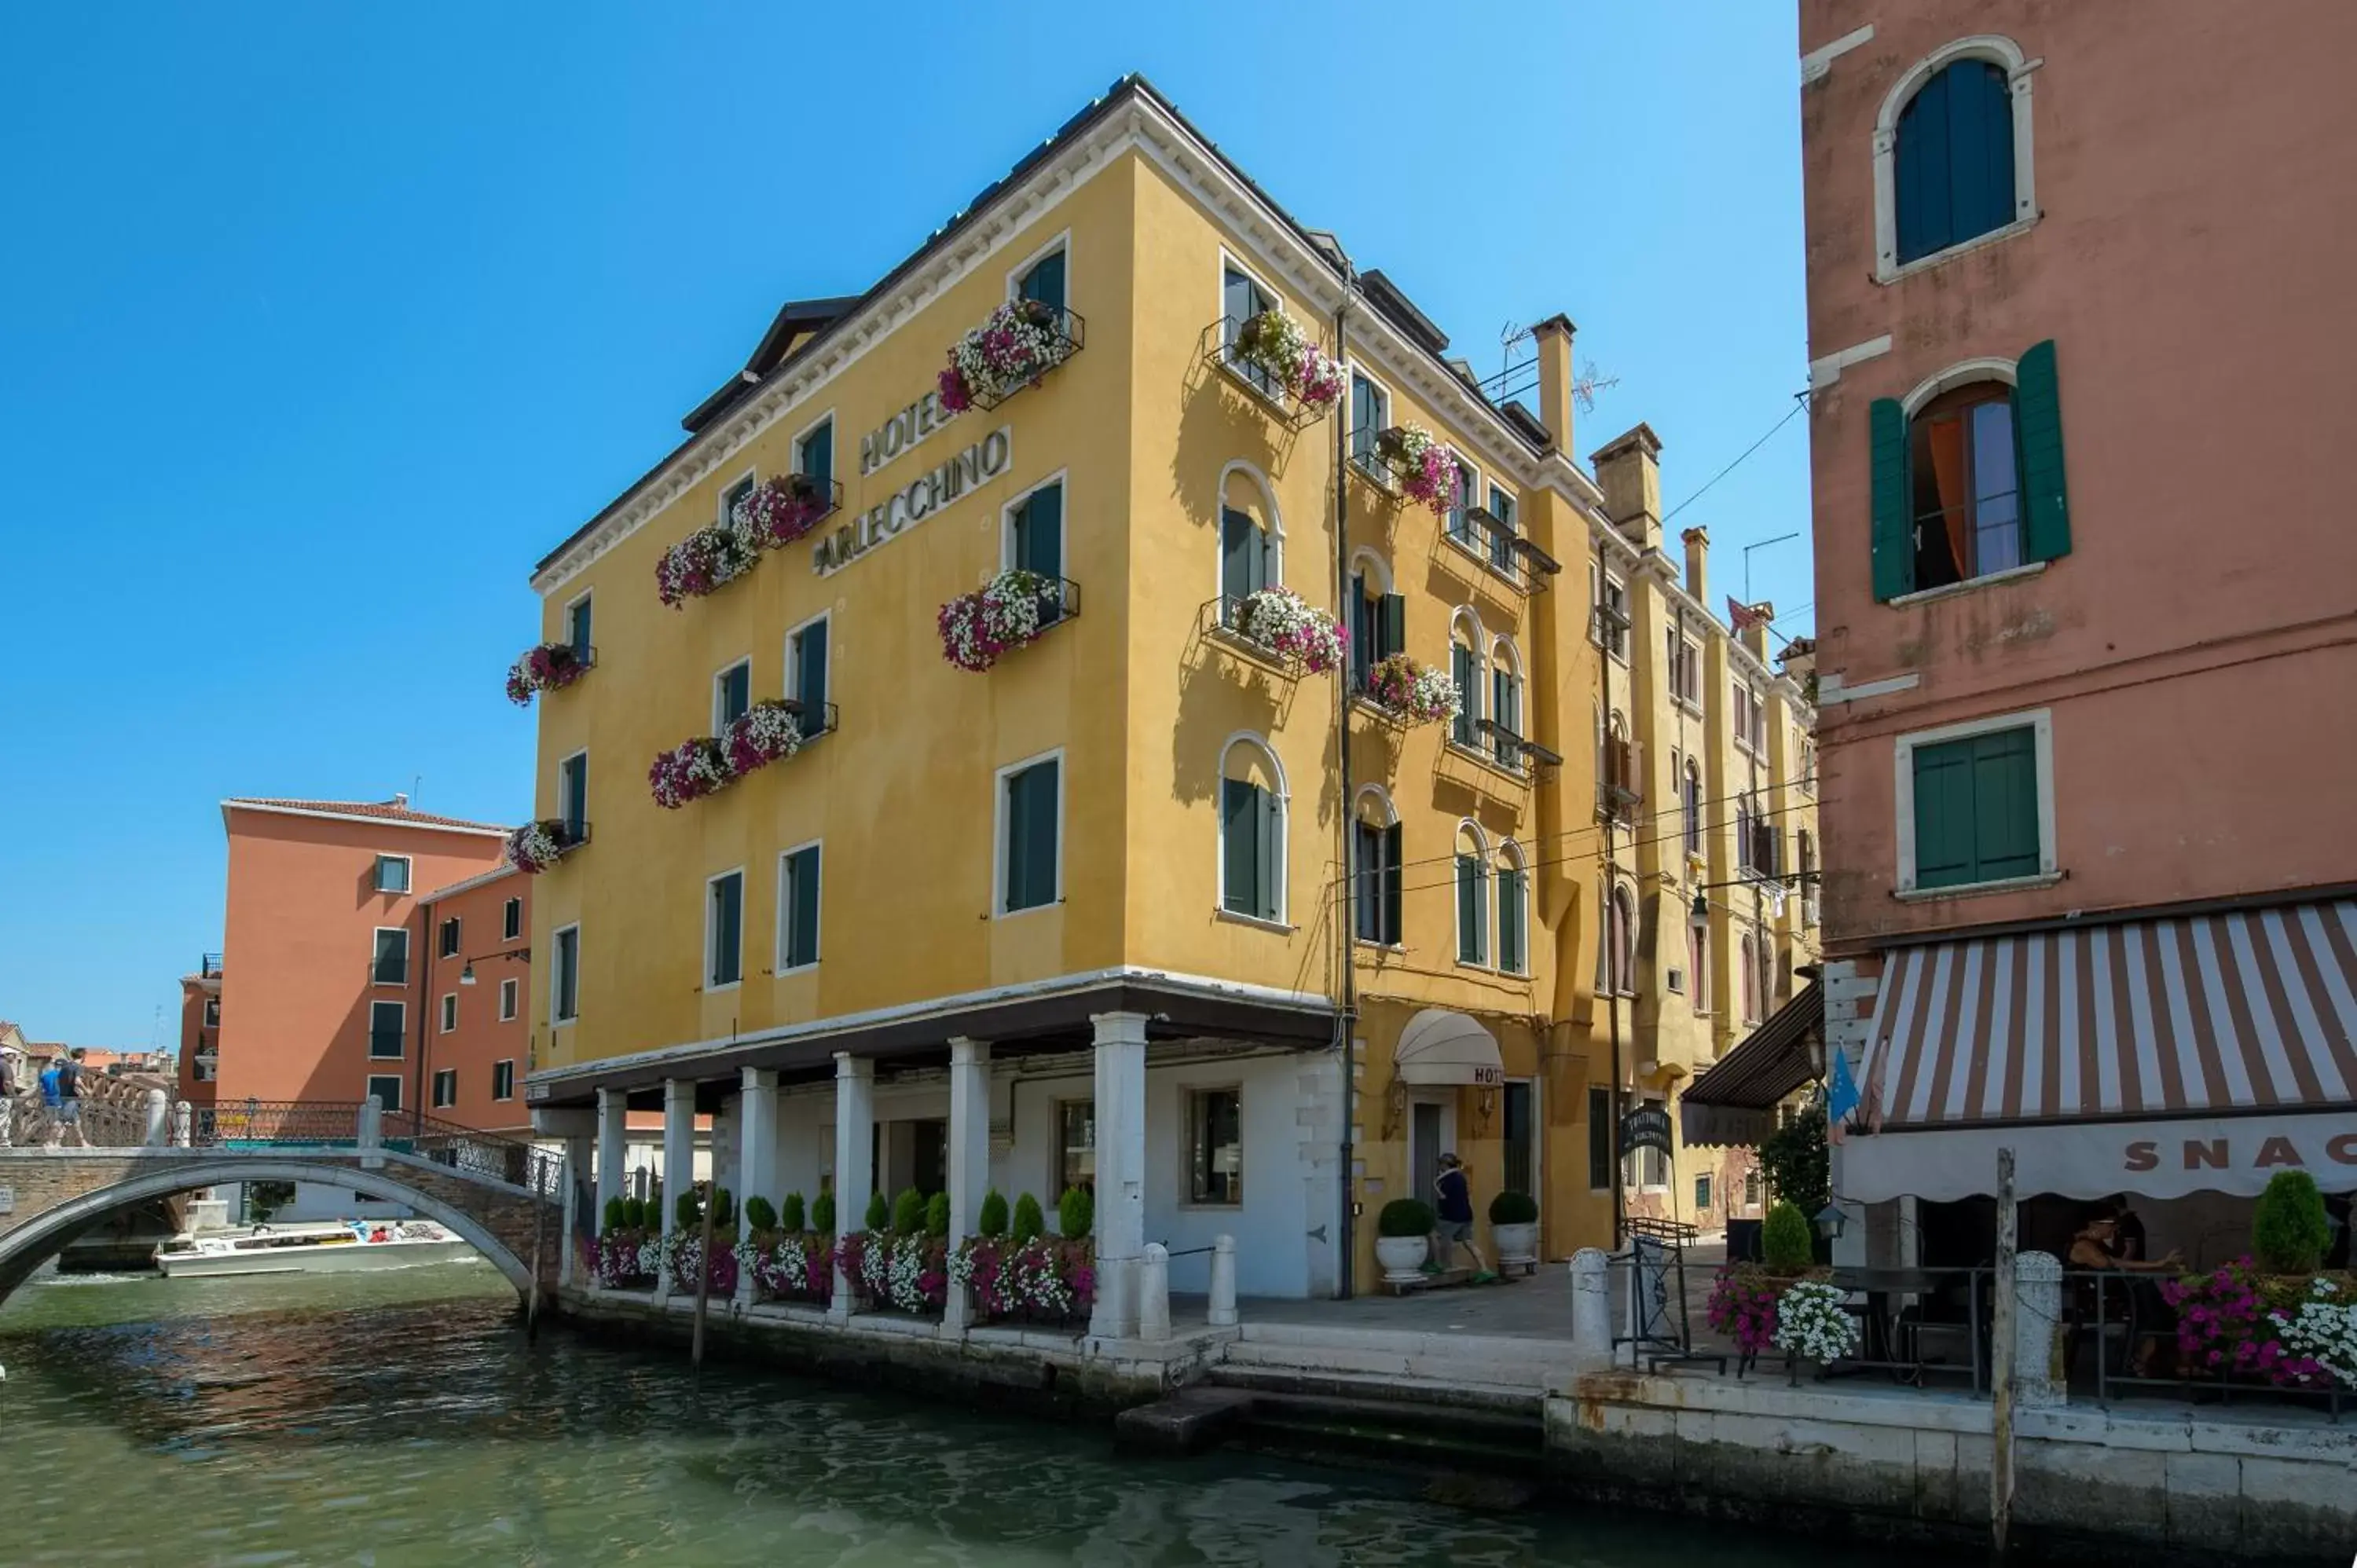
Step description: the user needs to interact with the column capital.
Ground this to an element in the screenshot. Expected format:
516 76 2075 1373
663 1076 696 1104
597 1085 628 1109
834 1050 874 1082
1087 1010 1152 1046
949 1036 991 1067
740 1064 779 1091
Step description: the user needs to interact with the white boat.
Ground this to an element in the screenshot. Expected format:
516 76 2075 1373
153 1219 478 1277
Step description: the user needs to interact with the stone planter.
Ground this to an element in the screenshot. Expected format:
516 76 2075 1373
1376 1233 1430 1284
1492 1221 1539 1274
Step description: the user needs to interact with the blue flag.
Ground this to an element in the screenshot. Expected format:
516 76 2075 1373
1827 1045 1861 1127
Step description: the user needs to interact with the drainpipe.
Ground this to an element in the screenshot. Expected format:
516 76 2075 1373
1331 250 1358 1301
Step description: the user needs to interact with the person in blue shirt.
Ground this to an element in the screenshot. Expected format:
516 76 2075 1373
1433 1152 1494 1283
37 1059 63 1149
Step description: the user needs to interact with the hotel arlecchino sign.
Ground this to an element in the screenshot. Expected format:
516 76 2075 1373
811 386 1010 577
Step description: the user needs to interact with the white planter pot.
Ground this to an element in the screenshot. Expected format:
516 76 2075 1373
1375 1234 1430 1284
1492 1221 1538 1269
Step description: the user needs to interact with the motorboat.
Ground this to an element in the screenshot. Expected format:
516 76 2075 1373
153 1219 478 1277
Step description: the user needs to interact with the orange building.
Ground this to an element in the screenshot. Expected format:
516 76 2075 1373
177 797 518 1128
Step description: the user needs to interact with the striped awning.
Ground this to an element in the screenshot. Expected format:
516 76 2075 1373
1681 986 1823 1149
1842 899 2357 1202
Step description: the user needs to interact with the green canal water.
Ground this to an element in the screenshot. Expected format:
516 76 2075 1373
0 1262 1899 1566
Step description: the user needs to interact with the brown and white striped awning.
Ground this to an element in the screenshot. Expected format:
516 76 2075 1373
1841 900 2357 1202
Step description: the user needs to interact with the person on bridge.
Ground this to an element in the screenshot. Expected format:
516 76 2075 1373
0 1047 15 1148
45 1054 86 1149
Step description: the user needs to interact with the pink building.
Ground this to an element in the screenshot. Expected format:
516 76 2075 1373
1798 1 2357 1258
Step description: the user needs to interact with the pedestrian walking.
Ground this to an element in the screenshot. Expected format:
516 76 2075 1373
1433 1152 1495 1283
0 1048 16 1148
52 1053 86 1149
38 1057 63 1148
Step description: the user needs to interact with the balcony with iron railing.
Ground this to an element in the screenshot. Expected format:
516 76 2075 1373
199 952 224 980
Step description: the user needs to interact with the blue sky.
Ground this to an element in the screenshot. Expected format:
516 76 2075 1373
0 4 1809 1047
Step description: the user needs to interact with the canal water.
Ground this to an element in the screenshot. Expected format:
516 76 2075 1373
1 1262 1896 1566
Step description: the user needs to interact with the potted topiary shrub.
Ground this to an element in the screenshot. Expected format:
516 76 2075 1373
2253 1171 2330 1279
743 1195 778 1235
1058 1186 1094 1242
1761 1200 1815 1277
1376 1198 1435 1284
863 1190 890 1233
1010 1192 1045 1245
977 1189 1009 1239
808 1191 832 1235
924 1192 951 1239
891 1187 926 1236
1488 1191 1540 1274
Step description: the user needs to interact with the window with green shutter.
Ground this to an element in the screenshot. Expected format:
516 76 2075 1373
1911 725 2041 889
1450 637 1479 746
1012 482 1065 625
1456 854 1486 965
1496 863 1527 974
1221 777 1279 921
1003 759 1059 913
779 845 820 969
1017 247 1065 313
1895 60 2015 266
791 618 828 728
1220 507 1269 621
708 871 744 987
715 659 751 730
1872 342 2068 602
797 418 833 490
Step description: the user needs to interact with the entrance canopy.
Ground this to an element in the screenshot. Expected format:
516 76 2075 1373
1681 985 1822 1149
1842 901 2357 1201
1395 1009 1504 1086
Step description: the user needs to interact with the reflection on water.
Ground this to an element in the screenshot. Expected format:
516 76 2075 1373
1 1265 1890 1566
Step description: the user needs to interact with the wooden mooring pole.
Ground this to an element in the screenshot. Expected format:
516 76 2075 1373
526 1156 547 1345
1989 1146 2018 1564
690 1178 717 1372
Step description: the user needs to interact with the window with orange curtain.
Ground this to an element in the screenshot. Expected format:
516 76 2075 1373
1908 383 2022 589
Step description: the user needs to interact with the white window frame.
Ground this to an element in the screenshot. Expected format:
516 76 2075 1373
704 866 746 992
502 896 522 941
1453 820 1490 969
998 468 1071 576
1182 1083 1246 1208
373 855 412 895
1004 229 1070 306
371 926 409 987
1489 634 1527 771
557 748 588 830
1442 452 1484 557
1214 731 1289 930
1872 35 2038 284
785 609 831 726
497 976 519 1022
1445 606 1486 754
1213 458 1285 600
712 656 753 735
992 746 1065 920
1598 573 1630 662
1483 477 1520 583
1216 250 1288 407
1494 840 1529 976
717 464 757 529
791 407 837 481
1352 784 1402 950
492 1059 516 1102
366 1073 405 1113
563 588 593 654
1892 705 2058 896
432 1068 458 1109
775 839 823 975
550 923 580 1027
438 992 456 1034
1345 363 1394 485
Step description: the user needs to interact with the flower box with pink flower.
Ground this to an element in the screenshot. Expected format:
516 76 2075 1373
730 471 841 550
506 643 592 705
1217 587 1345 676
505 818 586 875
1211 308 1343 430
654 519 762 608
1359 652 1460 726
938 569 1078 672
647 702 808 809
938 299 1083 414
1374 425 1466 516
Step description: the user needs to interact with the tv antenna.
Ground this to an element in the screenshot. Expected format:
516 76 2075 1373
1482 321 1619 414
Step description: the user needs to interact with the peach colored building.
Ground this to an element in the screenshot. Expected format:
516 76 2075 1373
183 797 514 1125
418 863 534 1138
1798 1 2357 1251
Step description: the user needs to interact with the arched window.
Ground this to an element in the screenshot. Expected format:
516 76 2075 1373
1449 609 1484 749
1682 757 1704 857
1489 637 1525 771
1453 822 1489 966
1740 930 1762 1024
1352 786 1402 946
1347 548 1399 689
1494 840 1528 976
1607 884 1637 997
1219 735 1285 924
1895 59 2015 266
1870 346 2069 602
1217 463 1281 626
1601 710 1636 819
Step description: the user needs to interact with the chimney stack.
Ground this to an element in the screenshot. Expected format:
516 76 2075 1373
1532 313 1578 455
1681 526 1710 603
1739 603 1775 661
1590 423 1664 556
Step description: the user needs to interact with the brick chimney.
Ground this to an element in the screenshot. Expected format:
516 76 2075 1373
1532 313 1577 454
1681 526 1710 603
1739 602 1775 661
1590 423 1663 555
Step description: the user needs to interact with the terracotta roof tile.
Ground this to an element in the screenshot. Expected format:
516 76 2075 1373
226 797 508 833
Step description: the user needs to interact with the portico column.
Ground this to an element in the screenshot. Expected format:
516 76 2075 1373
944 1038 992 1332
830 1052 874 1322
737 1067 779 1305
658 1078 695 1295
559 1134 592 1287
1088 1010 1149 1340
596 1087 627 1235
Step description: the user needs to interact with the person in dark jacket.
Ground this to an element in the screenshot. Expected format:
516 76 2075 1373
1433 1152 1494 1282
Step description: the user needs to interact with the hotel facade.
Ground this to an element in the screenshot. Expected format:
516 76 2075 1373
521 76 1814 1321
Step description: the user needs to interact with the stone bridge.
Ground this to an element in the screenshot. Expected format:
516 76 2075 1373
0 1096 561 1306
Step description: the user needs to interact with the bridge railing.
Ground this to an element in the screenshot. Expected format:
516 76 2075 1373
4 1090 154 1149
386 1109 560 1197
192 1101 367 1147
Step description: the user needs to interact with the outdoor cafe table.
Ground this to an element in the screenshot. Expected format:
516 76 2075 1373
1824 1266 1981 1387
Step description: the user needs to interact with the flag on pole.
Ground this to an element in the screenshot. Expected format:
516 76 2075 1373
1728 596 1767 635
1827 1043 1862 1141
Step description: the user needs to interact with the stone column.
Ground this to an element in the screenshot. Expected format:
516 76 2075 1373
1138 1243 1172 1341
559 1135 591 1288
2014 1251 2066 1406
830 1052 874 1323
942 1039 992 1332
1208 1234 1238 1328
737 1068 779 1306
658 1078 696 1295
595 1087 627 1236
358 1094 384 1169
1570 1247 1613 1367
1088 1010 1149 1340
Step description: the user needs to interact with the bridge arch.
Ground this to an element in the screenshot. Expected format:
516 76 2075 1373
0 1158 536 1306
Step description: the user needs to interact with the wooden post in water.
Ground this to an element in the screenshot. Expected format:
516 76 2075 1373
527 1153 547 1344
691 1178 717 1371
1989 1146 2018 1564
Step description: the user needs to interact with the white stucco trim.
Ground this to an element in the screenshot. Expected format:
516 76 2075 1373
1816 670 1922 706
1891 705 2058 895
1808 333 1893 391
1800 24 1875 86
992 746 1067 919
1872 36 2039 284
1899 354 2018 416
1215 457 1285 593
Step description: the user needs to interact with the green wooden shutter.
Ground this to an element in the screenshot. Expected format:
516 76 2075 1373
1019 249 1065 313
801 419 833 489
1382 822 1403 943
1221 508 1262 610
1255 786 1280 920
1023 760 1058 909
1911 738 1977 889
1222 779 1255 916
1497 870 1523 973
2015 340 2071 564
1894 68 1947 264
1004 771 1032 910
1453 642 1477 745
1870 397 1913 600
787 848 820 967
798 621 829 721
1457 856 1483 963
1380 594 1406 660
1970 728 2041 881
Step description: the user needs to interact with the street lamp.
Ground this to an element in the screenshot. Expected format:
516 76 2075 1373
1813 1203 1848 1243
459 948 530 987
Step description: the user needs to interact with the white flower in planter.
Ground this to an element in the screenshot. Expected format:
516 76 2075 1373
1771 1280 1860 1362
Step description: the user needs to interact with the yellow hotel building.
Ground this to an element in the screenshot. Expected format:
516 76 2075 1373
521 76 1815 1322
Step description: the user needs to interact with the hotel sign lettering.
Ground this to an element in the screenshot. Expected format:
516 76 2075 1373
814 390 1011 577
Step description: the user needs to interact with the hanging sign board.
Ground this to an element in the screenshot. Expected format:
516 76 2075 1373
1619 1105 1674 1158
